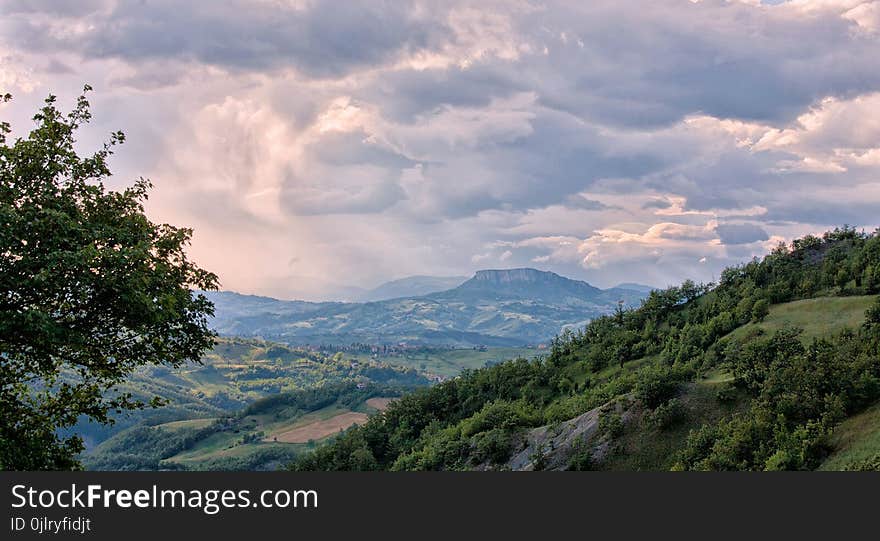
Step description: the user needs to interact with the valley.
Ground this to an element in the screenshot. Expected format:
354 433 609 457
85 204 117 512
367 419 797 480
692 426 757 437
77 337 536 470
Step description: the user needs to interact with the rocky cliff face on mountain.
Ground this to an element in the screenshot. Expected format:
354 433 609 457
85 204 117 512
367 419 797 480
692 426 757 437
206 269 647 347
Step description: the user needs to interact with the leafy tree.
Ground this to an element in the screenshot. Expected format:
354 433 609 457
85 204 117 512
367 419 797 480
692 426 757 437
751 299 770 323
0 89 218 470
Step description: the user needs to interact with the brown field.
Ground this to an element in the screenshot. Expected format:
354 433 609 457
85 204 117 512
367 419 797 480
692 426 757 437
271 412 369 443
366 397 395 411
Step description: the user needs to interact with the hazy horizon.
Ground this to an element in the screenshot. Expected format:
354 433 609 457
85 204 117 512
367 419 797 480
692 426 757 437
3 0 880 300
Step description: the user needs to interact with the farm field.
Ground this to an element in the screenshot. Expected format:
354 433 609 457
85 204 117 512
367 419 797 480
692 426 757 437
271 412 370 443
366 397 394 411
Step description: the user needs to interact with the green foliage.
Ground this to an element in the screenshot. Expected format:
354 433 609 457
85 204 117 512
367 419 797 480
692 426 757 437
751 299 770 322
597 411 624 439
567 436 595 471
645 398 685 430
841 454 880 471
675 326 880 470
634 366 684 409
0 89 218 470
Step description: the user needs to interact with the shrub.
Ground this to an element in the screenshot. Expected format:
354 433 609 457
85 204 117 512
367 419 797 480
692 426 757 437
646 398 685 430
635 367 681 409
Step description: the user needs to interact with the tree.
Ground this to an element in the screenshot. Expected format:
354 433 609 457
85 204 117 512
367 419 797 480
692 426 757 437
751 299 770 323
0 88 218 470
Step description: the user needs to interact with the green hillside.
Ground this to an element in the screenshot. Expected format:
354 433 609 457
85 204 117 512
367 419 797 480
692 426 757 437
729 295 877 343
84 382 399 470
77 339 429 469
291 227 880 471
819 402 880 471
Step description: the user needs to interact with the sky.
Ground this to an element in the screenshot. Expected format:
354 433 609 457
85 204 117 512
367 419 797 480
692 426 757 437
2 0 880 300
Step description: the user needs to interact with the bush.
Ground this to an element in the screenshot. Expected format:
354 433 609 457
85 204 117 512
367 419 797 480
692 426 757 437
635 367 681 409
645 398 685 430
473 428 515 466
751 299 770 323
567 436 595 471
597 412 624 440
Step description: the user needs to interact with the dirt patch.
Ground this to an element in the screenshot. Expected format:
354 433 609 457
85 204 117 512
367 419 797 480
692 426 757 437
366 397 395 411
270 412 369 443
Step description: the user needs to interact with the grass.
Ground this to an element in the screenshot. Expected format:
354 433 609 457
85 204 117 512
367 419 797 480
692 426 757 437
365 397 394 411
599 296 876 471
700 368 733 385
819 401 880 471
730 295 876 343
166 431 243 463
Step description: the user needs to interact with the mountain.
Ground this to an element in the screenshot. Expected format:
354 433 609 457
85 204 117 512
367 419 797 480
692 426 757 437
434 268 640 305
357 275 468 302
291 227 880 472
614 282 657 294
206 268 647 347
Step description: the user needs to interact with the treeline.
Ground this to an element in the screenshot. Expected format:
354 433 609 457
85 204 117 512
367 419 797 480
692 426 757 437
291 227 880 471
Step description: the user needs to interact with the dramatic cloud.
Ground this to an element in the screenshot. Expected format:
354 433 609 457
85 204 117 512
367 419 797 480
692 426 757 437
2 0 880 298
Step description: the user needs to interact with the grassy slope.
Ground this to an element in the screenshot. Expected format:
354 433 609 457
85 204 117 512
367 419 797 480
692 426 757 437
602 380 750 471
601 295 876 470
729 295 876 342
819 401 880 471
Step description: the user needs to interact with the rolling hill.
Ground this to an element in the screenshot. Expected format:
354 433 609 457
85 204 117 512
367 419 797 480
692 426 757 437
75 338 431 469
206 268 647 347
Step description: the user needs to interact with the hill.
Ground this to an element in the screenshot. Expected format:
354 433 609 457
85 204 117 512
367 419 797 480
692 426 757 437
75 339 430 469
290 226 880 471
206 268 647 347
357 275 468 301
84 382 400 471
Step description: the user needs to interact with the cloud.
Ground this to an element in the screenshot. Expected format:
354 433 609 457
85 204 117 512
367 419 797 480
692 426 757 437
1 0 450 79
562 194 613 211
715 223 771 245
3 0 880 297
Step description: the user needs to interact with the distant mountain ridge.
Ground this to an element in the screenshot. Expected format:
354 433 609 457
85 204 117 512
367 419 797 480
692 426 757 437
205 268 649 347
358 275 468 302
613 282 657 294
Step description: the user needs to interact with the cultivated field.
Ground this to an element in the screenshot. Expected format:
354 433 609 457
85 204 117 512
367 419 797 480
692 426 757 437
271 412 369 443
366 397 394 411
